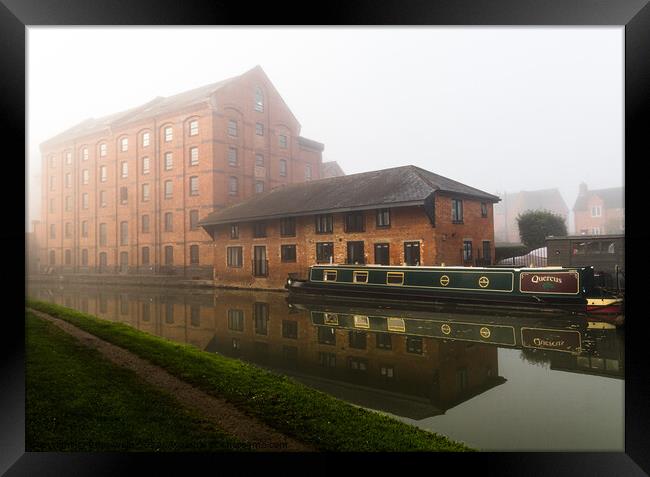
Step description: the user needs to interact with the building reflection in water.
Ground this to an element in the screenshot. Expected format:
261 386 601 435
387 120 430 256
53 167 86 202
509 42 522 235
28 284 624 421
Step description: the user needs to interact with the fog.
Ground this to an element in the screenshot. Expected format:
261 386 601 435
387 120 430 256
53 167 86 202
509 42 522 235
27 27 624 233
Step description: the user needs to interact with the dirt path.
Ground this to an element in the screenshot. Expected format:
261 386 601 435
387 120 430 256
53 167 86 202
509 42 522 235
27 308 314 452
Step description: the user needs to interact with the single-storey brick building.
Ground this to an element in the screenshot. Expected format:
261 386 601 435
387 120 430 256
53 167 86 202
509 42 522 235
199 165 500 289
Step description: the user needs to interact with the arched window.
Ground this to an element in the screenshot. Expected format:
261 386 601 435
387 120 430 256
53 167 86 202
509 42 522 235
255 87 264 112
49 250 56 265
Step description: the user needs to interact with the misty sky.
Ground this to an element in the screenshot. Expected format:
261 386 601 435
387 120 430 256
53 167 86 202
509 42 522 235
26 27 624 232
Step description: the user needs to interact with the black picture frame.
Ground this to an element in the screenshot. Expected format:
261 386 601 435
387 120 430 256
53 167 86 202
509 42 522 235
4 0 648 474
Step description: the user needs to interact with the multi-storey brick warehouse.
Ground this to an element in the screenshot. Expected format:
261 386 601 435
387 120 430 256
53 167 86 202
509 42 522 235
199 165 501 289
36 66 324 277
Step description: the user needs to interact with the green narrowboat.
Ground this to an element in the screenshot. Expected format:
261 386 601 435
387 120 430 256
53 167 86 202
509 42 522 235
285 264 624 317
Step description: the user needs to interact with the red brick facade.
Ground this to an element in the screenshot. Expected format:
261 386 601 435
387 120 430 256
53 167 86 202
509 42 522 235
35 66 323 277
211 194 495 289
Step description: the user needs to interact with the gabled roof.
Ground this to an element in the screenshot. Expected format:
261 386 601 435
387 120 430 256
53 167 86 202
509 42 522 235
39 70 243 149
573 187 624 211
199 165 500 226
517 188 568 214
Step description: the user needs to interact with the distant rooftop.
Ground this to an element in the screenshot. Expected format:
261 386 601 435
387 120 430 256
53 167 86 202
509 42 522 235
321 161 345 178
573 186 624 211
199 165 500 227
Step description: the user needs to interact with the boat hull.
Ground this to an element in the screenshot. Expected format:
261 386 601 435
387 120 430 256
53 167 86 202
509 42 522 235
286 279 588 314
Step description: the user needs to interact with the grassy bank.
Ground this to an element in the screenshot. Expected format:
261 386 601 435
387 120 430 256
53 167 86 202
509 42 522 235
26 311 245 451
27 299 474 452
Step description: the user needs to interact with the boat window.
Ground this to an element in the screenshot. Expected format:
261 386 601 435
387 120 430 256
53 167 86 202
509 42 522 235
386 272 404 286
353 315 370 328
387 317 406 332
353 271 369 283
323 270 337 282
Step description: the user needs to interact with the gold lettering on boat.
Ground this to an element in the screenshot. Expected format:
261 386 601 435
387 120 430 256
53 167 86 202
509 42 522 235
440 275 450 286
480 327 491 339
441 323 451 335
531 275 563 284
478 276 490 288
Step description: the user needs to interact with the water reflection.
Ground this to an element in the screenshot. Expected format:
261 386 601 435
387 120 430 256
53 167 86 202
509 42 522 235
27 283 624 449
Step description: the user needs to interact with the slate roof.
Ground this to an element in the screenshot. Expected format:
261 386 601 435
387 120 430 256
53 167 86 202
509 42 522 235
573 187 625 211
199 165 500 226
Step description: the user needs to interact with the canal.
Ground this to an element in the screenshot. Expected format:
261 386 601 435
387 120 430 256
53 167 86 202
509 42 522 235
26 282 624 451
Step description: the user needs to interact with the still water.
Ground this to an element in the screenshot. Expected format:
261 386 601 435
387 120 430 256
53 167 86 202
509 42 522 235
26 282 624 451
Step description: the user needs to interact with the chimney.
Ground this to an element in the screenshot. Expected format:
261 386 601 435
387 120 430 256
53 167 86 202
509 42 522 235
578 182 588 195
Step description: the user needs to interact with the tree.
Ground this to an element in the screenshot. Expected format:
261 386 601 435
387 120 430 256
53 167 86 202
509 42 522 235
516 210 567 249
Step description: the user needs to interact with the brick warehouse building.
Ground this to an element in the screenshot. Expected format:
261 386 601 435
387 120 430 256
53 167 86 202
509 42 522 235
199 165 500 289
35 66 324 278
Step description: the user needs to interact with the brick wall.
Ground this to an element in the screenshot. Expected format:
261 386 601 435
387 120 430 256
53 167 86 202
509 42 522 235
211 197 495 289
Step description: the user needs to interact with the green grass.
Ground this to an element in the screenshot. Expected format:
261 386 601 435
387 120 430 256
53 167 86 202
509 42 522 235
26 311 245 451
27 299 474 452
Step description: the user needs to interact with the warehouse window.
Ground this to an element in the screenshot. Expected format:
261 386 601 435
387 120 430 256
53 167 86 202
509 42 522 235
120 137 128 152
227 247 243 267
142 183 150 202
142 156 150 174
164 152 173 170
121 161 128 178
164 126 173 142
315 215 333 234
280 159 287 177
142 132 150 147
120 187 128 205
316 242 334 263
99 223 107 246
228 120 238 137
120 221 128 245
164 246 174 265
141 214 150 233
99 143 107 157
280 217 296 237
189 147 199 166
82 169 89 185
164 180 173 199
254 87 264 112
228 147 238 166
229 177 238 195
189 120 199 136
189 176 199 196
281 245 297 262
452 199 464 223
189 210 199 230
164 212 173 232
190 245 199 264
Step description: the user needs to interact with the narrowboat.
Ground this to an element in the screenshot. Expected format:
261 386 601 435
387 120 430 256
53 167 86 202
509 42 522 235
285 264 624 318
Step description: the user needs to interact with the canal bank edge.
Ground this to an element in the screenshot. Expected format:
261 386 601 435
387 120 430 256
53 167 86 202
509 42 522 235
25 299 474 452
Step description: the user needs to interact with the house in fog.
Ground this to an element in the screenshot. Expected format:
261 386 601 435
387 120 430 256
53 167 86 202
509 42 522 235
493 188 568 244
573 183 624 236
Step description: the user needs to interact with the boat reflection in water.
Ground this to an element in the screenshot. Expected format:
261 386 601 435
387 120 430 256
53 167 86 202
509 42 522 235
28 283 624 425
